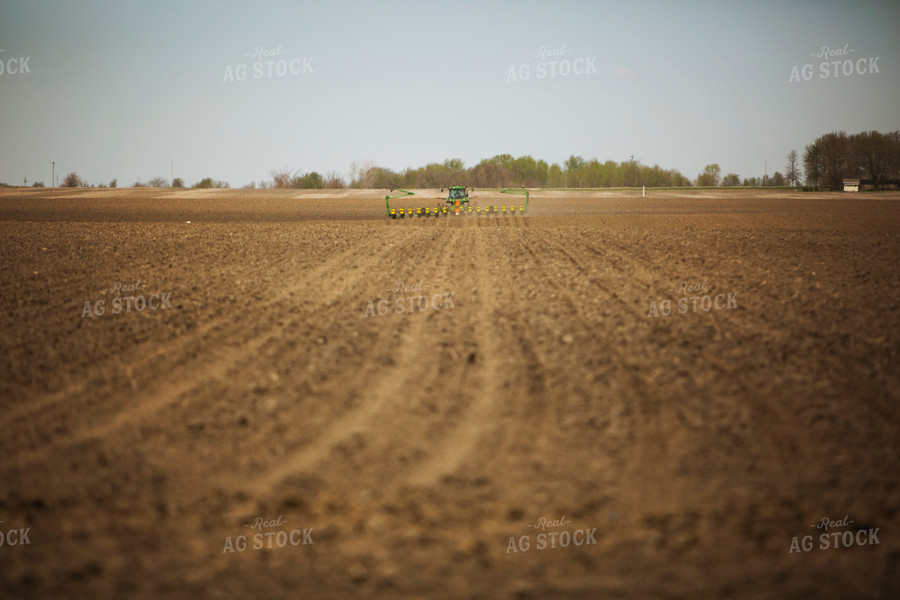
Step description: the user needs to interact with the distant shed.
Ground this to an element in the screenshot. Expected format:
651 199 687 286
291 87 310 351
843 179 860 192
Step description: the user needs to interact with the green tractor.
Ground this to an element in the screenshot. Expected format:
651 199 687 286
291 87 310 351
445 186 471 211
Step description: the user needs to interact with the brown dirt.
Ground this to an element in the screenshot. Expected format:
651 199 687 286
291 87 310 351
1 188 898 599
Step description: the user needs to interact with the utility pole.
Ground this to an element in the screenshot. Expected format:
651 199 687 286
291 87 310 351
52 162 55 188
171 160 174 187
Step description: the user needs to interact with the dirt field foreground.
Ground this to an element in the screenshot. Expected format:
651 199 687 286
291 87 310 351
0 188 898 599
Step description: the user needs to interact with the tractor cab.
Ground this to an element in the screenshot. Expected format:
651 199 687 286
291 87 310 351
446 186 469 205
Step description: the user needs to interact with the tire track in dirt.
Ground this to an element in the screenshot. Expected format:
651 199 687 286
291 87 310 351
513 226 740 522
567 222 897 515
581 228 785 484
3 195 899 600
402 227 512 487
0 223 301 402
198 222 518 503
235 225 479 500
238 313 431 495
192 220 552 590
1 223 468 596
179 223 488 586
3 225 434 470
505 224 749 514
505 228 638 451
406 220 640 489
0 225 344 426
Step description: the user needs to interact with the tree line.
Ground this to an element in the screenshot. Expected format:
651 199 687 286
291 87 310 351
325 134 895 191
803 130 900 190
343 155 693 190
12 130 897 190
46 174 230 189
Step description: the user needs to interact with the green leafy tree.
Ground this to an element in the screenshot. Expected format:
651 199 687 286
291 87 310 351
564 155 586 187
291 171 323 189
722 173 741 186
696 163 721 187
547 163 564 187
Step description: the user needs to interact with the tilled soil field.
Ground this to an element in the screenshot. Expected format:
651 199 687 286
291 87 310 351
1 188 898 599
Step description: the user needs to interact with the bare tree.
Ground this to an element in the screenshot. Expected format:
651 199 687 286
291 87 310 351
62 172 82 187
270 167 294 189
349 160 377 188
323 170 346 189
785 150 801 187
821 132 851 190
853 131 892 189
147 176 169 188
803 143 821 188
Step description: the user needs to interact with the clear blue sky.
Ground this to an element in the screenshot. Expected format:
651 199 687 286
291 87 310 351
1 0 898 187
